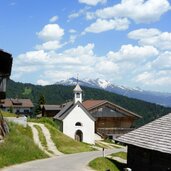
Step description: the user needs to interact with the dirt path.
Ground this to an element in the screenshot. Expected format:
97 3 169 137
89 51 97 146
28 122 63 156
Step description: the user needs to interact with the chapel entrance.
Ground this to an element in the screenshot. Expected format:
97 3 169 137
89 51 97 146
75 130 83 142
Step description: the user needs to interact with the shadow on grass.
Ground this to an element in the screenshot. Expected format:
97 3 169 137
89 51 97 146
109 158 127 171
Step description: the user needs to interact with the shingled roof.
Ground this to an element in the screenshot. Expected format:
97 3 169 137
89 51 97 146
41 105 61 111
2 99 34 108
83 100 141 118
117 113 171 154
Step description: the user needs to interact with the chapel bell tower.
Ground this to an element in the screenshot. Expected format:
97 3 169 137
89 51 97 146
73 83 83 104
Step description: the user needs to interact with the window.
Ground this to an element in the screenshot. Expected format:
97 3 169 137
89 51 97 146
16 109 20 114
24 110 29 113
98 108 103 112
76 93 80 98
75 122 82 126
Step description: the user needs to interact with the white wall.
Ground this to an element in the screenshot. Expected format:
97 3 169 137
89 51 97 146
5 116 27 127
63 104 95 144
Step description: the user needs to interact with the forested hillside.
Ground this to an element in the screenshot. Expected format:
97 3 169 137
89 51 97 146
6 79 171 127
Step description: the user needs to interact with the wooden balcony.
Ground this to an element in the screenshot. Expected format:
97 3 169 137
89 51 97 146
97 127 134 138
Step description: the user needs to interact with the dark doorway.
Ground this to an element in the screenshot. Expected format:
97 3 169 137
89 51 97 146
75 130 83 142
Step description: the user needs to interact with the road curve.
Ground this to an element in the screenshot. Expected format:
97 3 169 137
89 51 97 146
1 148 126 171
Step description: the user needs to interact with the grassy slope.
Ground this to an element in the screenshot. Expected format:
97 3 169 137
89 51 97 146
0 122 48 168
29 117 94 154
1 110 16 117
89 157 120 171
45 123 94 154
28 117 59 129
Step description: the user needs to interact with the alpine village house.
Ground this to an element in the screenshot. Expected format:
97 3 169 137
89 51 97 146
1 98 34 116
54 83 141 144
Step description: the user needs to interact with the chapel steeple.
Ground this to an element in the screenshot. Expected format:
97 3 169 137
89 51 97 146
73 83 83 104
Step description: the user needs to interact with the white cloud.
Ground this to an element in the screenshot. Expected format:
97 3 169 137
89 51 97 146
128 28 161 39
79 0 107 6
95 60 119 74
49 15 58 23
42 71 72 82
133 49 171 91
13 43 160 86
87 0 171 23
151 51 171 70
135 71 171 86
128 28 171 50
17 50 50 65
37 79 50 86
37 24 64 41
85 18 130 33
13 44 97 82
35 40 63 51
68 7 90 20
107 44 158 62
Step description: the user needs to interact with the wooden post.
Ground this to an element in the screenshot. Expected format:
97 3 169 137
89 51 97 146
102 148 105 157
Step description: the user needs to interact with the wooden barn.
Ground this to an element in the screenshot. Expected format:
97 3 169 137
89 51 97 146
41 105 61 117
83 100 141 138
117 113 171 171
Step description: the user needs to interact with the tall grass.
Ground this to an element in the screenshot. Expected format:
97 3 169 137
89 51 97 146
0 122 48 168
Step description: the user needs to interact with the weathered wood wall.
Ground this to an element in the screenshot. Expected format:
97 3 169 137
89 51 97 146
127 145 171 171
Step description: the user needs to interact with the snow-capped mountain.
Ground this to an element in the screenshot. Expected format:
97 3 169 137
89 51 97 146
56 77 171 107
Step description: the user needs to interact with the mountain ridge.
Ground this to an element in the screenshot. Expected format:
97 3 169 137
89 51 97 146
56 77 171 107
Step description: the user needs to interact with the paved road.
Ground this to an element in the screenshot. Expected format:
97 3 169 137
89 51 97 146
1 148 126 171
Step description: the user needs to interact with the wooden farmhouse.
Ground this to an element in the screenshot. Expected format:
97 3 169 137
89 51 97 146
117 113 171 171
82 100 141 138
54 83 141 144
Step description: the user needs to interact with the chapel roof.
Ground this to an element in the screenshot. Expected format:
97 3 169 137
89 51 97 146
73 83 82 92
53 101 95 121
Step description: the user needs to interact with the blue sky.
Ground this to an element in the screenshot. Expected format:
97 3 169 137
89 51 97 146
1 0 171 92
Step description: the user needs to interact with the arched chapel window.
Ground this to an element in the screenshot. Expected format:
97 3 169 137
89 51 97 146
75 122 82 126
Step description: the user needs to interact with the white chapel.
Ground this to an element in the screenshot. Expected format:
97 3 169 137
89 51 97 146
54 83 95 144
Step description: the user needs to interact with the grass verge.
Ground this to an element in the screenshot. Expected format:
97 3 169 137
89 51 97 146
89 157 120 171
45 123 95 154
111 152 127 160
0 122 48 168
